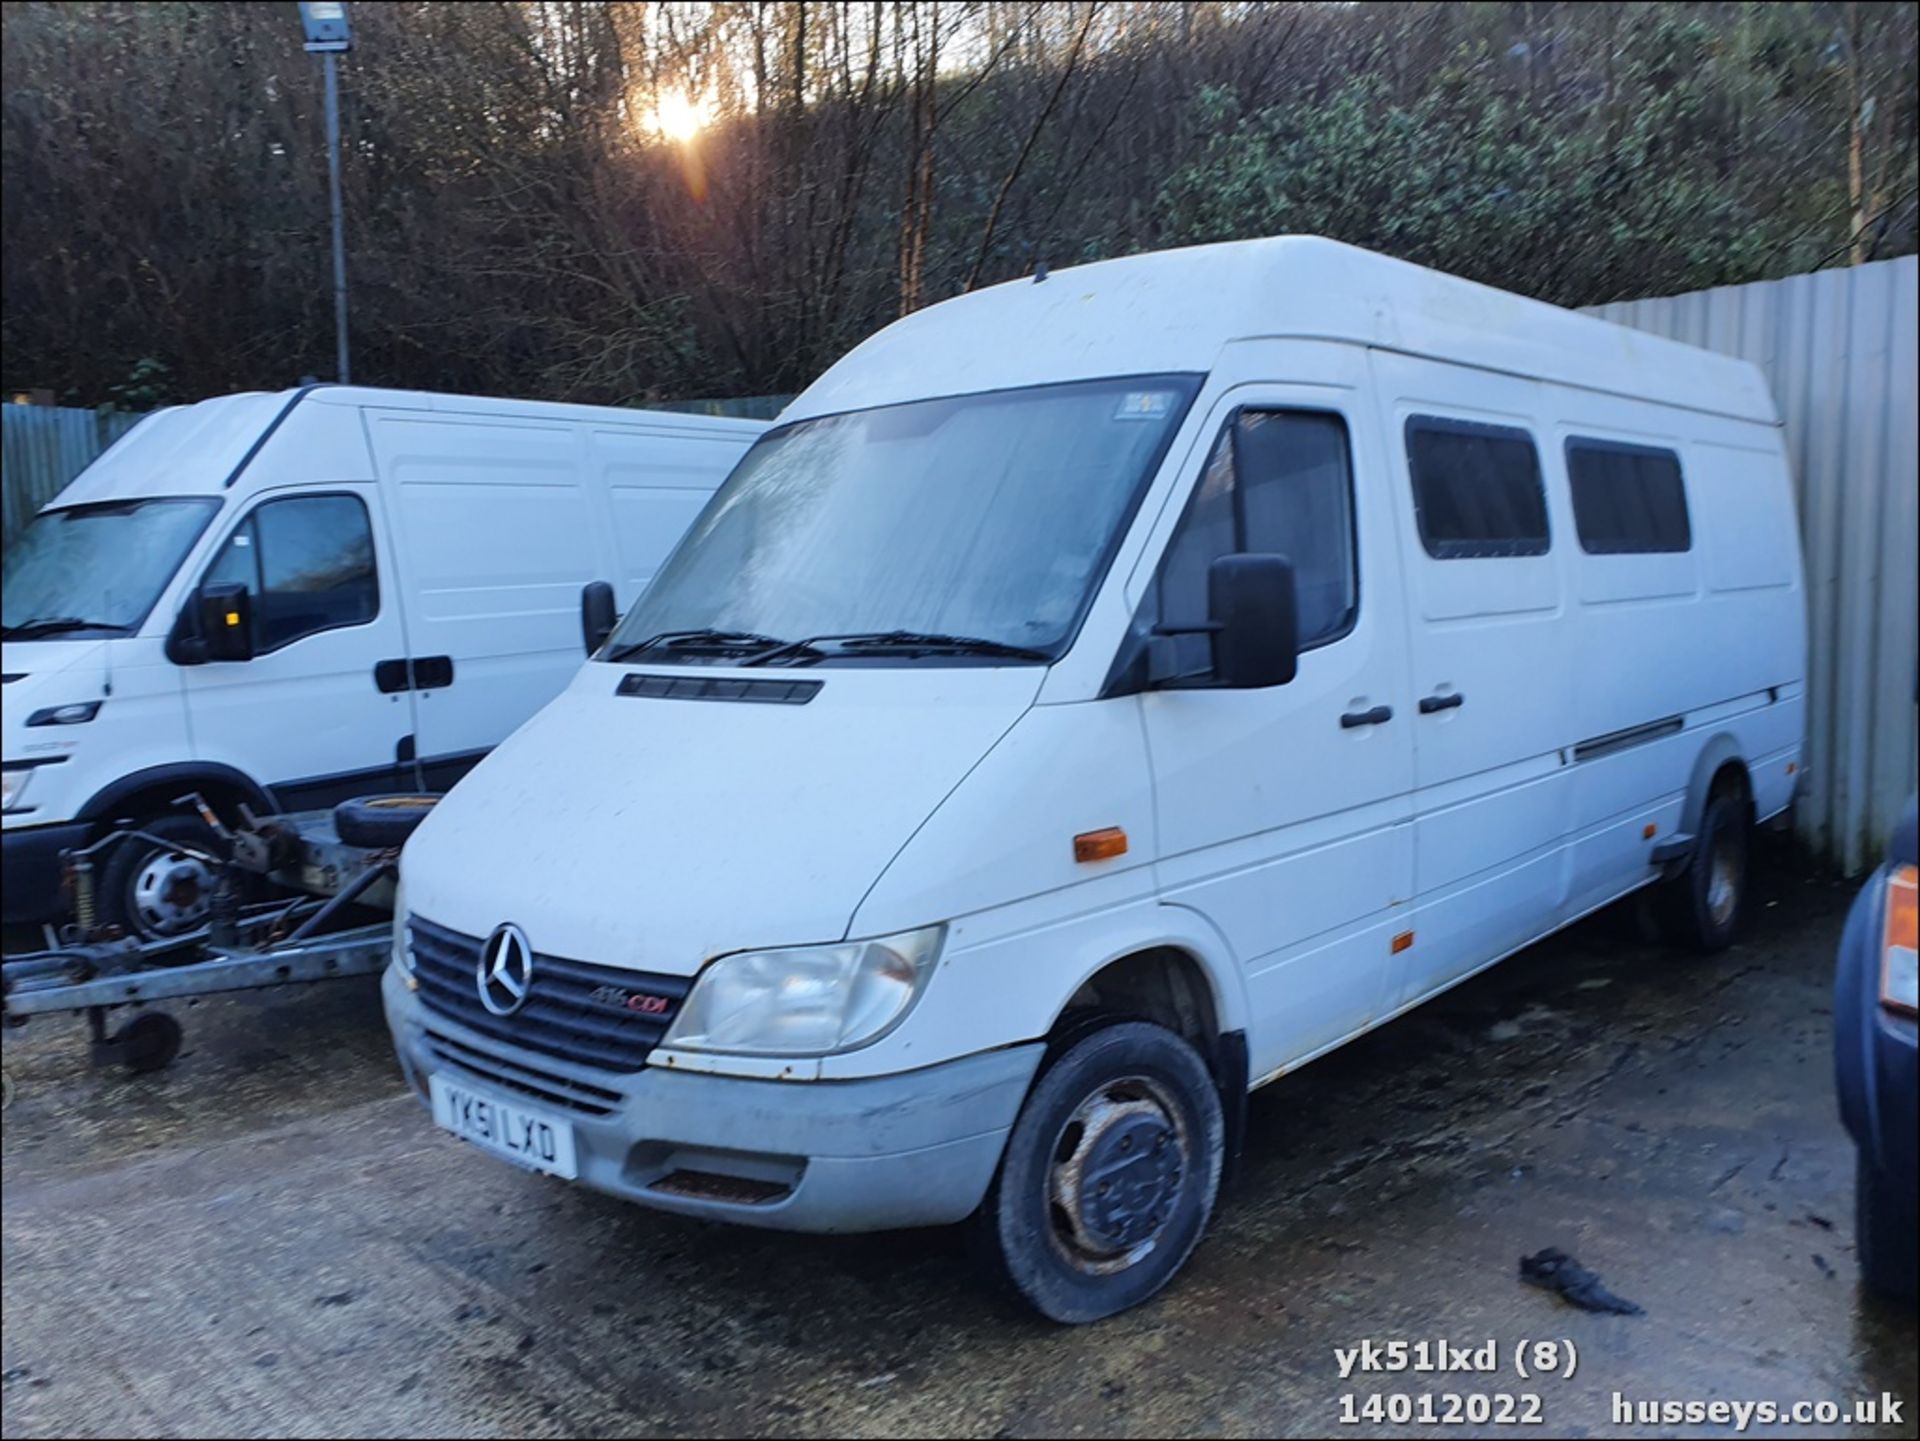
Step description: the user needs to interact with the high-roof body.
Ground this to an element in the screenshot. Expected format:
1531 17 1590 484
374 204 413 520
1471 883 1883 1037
787 236 1777 427
50 386 769 507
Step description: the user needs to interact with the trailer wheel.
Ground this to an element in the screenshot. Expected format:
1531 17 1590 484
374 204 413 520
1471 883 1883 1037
118 1012 183 1074
95 813 230 942
333 793 440 849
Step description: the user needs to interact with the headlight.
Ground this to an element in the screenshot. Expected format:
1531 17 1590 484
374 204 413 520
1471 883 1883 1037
26 701 101 726
1881 863 1917 1017
391 878 417 980
1 767 35 811
663 924 945 1057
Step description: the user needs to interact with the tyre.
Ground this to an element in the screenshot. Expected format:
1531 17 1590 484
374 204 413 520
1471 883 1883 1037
118 1011 184 1074
1856 1151 1918 1302
333 793 440 849
971 1019 1223 1324
94 812 229 942
1658 791 1750 953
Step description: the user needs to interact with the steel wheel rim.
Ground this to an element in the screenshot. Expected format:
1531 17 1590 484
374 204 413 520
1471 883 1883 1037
129 848 216 935
1707 839 1740 928
1045 1073 1190 1276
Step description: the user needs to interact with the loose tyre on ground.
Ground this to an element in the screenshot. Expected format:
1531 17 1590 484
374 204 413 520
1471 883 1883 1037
971 1019 1224 1324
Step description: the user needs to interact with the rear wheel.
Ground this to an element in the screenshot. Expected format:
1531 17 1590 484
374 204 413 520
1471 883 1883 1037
1856 1151 1917 1301
971 1019 1223 1323
93 812 229 942
1659 791 1750 952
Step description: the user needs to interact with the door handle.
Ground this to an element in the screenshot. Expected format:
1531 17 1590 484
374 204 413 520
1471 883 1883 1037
1419 692 1465 714
1340 704 1394 729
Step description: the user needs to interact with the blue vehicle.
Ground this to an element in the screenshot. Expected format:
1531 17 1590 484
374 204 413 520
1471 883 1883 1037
1834 794 1918 1301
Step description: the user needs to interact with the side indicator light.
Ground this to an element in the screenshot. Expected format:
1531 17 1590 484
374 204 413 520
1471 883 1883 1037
1643 823 1658 840
1073 827 1128 863
1391 931 1414 954
1882 864 1917 1017
225 611 242 627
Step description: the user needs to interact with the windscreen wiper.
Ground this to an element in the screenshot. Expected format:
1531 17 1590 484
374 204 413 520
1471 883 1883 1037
744 630 1050 666
603 629 787 665
1 616 128 640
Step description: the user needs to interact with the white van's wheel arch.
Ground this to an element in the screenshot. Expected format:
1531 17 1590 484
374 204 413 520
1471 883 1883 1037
1051 945 1228 1056
1679 734 1753 841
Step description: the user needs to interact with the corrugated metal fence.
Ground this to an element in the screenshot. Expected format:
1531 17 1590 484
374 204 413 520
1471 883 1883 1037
1586 255 1919 874
1 404 143 538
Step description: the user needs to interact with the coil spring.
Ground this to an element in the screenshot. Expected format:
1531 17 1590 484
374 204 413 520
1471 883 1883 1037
71 857 97 934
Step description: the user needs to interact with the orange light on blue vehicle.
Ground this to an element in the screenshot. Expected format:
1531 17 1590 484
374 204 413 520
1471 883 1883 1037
1881 864 1917 1017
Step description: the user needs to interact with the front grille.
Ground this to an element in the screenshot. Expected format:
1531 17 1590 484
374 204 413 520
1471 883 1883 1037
423 1028 624 1117
409 915 691 1074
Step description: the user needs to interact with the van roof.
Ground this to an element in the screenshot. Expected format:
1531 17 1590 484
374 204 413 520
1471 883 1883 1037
786 236 1779 426
48 386 771 508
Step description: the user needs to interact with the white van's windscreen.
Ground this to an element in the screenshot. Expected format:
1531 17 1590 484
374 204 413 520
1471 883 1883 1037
2 497 220 639
605 375 1201 666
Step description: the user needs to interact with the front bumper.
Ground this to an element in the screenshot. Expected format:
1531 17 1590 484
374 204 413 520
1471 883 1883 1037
383 965 1042 1233
1833 867 1919 1199
1 820 90 924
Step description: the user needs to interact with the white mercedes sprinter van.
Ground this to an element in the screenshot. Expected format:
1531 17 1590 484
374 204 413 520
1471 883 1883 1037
384 238 1806 1322
2 386 765 937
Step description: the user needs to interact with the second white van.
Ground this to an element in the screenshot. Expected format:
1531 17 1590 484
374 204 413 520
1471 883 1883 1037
2 386 765 937
383 238 1806 1322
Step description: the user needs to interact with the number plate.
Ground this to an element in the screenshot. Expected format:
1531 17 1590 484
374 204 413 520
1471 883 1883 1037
429 1074 578 1180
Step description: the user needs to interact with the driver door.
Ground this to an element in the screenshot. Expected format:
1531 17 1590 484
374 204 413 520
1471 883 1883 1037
180 486 418 809
1137 368 1416 1083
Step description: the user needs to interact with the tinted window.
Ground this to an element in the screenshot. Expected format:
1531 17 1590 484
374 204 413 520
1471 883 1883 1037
1566 439 1691 553
1159 409 1358 677
1405 417 1548 558
206 494 377 652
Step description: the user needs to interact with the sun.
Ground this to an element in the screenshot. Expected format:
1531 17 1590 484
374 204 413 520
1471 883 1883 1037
650 89 714 143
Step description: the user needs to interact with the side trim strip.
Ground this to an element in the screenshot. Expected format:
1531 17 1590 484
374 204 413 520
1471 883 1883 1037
1572 714 1684 764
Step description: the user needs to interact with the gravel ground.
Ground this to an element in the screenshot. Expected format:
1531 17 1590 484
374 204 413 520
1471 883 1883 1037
3 850 1916 1438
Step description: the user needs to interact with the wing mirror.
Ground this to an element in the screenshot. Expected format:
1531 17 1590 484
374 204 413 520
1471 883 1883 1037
197 582 256 663
581 580 617 655
1148 553 1298 690
1209 553 1298 689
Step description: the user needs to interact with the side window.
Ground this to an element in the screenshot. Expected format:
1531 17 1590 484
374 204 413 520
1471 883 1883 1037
203 515 262 593
206 494 378 652
1405 416 1548 558
1566 439 1691 553
1158 408 1358 675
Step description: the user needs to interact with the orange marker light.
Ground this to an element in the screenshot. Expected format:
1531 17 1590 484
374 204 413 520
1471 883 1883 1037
1884 865 1917 1017
1643 823 1658 840
1391 931 1414 954
225 611 241 627
1073 827 1128 863
1787 762 1797 775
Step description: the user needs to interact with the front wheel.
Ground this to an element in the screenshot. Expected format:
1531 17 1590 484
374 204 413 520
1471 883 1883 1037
1856 1152 1917 1301
971 1019 1224 1324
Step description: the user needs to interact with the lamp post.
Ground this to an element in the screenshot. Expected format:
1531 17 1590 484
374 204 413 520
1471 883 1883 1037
298 2 353 384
